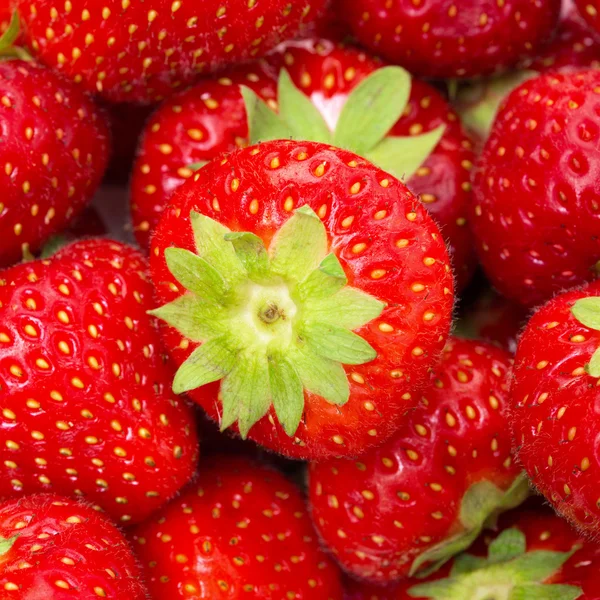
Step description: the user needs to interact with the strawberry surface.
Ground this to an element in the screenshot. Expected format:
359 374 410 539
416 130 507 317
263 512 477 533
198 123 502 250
0 238 199 524
576 0 600 34
0 494 148 599
131 456 343 599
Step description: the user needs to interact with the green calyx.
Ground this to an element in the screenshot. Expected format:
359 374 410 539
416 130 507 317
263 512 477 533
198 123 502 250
0 535 18 557
571 297 600 377
241 66 445 182
0 12 31 61
408 528 582 600
150 208 385 438
410 473 531 578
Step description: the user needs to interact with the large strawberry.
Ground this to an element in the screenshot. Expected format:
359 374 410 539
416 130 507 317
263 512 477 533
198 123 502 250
0 238 199 524
149 140 454 460
0 493 148 599
15 0 328 104
511 278 600 536
131 456 343 599
345 506 600 600
337 0 561 80
470 70 600 308
308 337 527 584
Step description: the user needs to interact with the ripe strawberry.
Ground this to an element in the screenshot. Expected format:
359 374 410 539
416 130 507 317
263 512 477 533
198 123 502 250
130 456 343 599
0 57 109 267
0 493 148 599
470 70 600 308
512 278 600 536
149 140 454 460
337 0 562 79
345 506 600 600
0 238 199 524
15 0 328 104
308 337 527 583
576 0 600 35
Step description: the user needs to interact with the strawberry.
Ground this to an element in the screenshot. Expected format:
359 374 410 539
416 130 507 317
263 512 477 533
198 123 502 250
337 0 562 80
0 493 148 599
14 0 328 104
511 278 600 536
308 337 527 584
0 54 109 267
576 0 600 35
470 70 600 308
0 238 199 525
130 456 343 599
149 140 454 460
345 506 600 600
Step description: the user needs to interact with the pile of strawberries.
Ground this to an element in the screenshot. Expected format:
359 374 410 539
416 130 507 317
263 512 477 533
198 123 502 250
3 0 600 598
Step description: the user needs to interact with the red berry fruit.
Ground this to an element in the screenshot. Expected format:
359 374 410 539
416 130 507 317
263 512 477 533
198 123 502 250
0 239 199 525
309 337 527 583
149 140 454 459
130 456 343 599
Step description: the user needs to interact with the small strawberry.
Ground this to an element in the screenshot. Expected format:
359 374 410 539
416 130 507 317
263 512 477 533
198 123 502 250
130 456 343 599
345 506 600 600
0 238 199 525
0 493 148 599
149 140 454 460
512 278 600 536
576 0 600 35
337 0 562 79
308 337 527 583
470 70 600 308
15 0 328 104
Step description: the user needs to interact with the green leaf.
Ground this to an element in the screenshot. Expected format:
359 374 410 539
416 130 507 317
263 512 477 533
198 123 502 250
301 321 377 365
224 232 270 279
241 86 293 145
269 355 304 437
297 253 347 300
488 529 527 564
188 161 208 171
172 337 237 394
333 66 412 155
0 535 18 556
507 550 578 586
365 126 446 182
510 583 582 600
269 205 328 282
408 579 455 599
449 554 487 577
164 247 228 303
220 350 271 438
572 297 600 331
277 69 332 144
0 12 20 51
586 346 600 378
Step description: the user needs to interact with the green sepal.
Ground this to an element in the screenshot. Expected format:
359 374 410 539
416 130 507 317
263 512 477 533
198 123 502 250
242 86 293 145
269 355 304 437
449 554 487 577
188 161 208 171
0 535 18 556
487 528 526 564
0 12 20 51
587 346 600 378
297 253 347 300
571 297 600 331
511 583 582 600
224 232 270 279
333 66 411 155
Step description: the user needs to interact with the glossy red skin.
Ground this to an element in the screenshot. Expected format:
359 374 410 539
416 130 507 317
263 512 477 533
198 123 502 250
130 61 277 248
16 0 328 104
150 140 454 460
470 70 600 308
0 239 199 525
0 60 109 268
0 494 148 599
512 279 600 536
576 0 600 35
345 507 600 600
131 457 343 600
309 338 517 583
338 0 561 80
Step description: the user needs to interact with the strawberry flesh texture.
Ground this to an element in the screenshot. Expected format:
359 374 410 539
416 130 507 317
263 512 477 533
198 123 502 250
470 70 600 308
15 0 328 104
0 493 148 599
0 239 199 525
0 60 109 267
338 0 561 80
150 140 454 460
308 337 519 583
130 456 343 599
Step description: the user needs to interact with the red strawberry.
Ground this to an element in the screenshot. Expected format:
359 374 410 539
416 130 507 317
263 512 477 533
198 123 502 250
0 58 109 267
0 238 199 525
511 278 600 536
576 0 600 35
337 0 561 80
130 456 343 599
15 0 328 104
470 70 600 308
308 337 527 583
0 493 148 599
149 140 454 459
345 506 600 600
